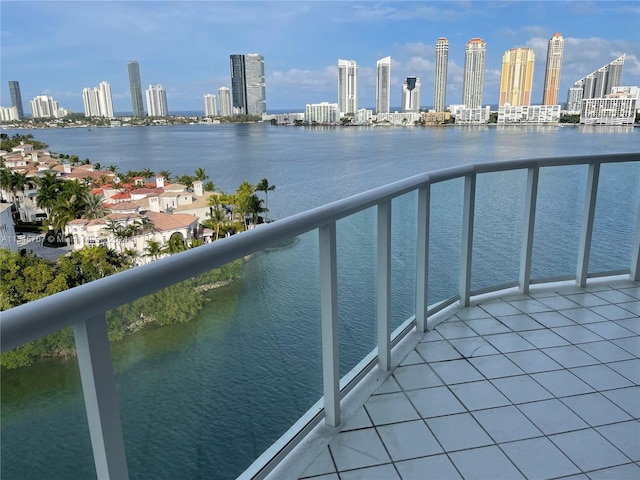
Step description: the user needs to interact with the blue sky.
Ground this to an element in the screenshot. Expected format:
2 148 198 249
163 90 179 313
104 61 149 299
1 1 639 113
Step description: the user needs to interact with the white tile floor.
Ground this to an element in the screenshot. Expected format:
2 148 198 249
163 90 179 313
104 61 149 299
295 278 640 480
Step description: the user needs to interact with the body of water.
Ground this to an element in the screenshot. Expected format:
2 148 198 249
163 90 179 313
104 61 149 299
1 124 639 479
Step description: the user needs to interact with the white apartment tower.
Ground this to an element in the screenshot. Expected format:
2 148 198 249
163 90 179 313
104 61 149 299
204 94 218 117
338 59 358 115
376 56 391 114
82 81 114 118
433 38 449 111
30 95 59 118
401 77 421 113
462 38 486 109
542 33 564 105
146 84 168 117
218 87 232 117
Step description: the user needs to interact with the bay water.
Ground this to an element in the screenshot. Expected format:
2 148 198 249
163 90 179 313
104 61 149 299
1 124 638 479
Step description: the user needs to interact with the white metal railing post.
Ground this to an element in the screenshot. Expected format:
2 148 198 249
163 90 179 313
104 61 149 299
377 201 391 371
519 167 539 293
460 174 476 306
319 222 340 427
577 163 600 287
73 314 129 480
415 185 430 332
631 201 640 281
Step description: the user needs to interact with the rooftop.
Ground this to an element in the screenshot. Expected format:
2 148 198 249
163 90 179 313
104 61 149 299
273 277 640 480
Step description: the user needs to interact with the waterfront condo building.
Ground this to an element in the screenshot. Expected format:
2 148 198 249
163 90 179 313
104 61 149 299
433 38 448 111
580 93 637 125
461 38 486 109
204 94 218 117
82 81 114 118
128 60 145 118
338 59 358 116
30 95 61 118
146 84 168 117
376 56 391 114
8 81 25 119
305 102 340 124
229 54 266 116
570 54 625 102
218 87 232 117
499 48 535 106
542 33 564 105
401 77 421 113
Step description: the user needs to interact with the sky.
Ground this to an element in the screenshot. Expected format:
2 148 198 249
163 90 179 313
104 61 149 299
1 1 639 114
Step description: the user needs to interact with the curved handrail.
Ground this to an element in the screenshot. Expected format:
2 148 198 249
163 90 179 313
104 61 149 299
2 151 639 352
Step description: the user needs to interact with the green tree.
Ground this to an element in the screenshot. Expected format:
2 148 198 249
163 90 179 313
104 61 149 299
232 181 255 230
255 178 275 220
158 170 171 182
143 239 163 261
83 193 108 219
194 167 209 182
35 171 62 216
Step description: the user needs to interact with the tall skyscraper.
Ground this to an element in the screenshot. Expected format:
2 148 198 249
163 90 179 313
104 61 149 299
376 56 391 114
571 55 626 102
338 59 358 115
462 38 486 109
204 94 218 117
245 54 266 115
30 95 60 118
146 84 168 117
229 54 266 115
218 87 232 117
83 81 114 118
499 48 535 106
433 38 449 111
401 77 421 113
542 33 564 105
128 60 145 117
8 81 24 119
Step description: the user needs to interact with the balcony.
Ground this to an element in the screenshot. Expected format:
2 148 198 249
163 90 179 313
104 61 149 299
1 153 639 479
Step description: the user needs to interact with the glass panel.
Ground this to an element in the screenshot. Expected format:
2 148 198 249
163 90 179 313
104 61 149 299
391 191 417 329
472 170 526 291
429 178 464 305
1 354 95 479
531 165 587 280
336 207 376 376
590 162 640 273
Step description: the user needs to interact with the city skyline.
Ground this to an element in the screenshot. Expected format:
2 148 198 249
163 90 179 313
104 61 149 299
1 1 639 112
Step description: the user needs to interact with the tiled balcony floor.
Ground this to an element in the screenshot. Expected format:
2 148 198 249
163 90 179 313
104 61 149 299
292 278 640 480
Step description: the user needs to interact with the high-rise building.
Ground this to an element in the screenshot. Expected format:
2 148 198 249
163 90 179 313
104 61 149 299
146 84 168 117
401 77 421 113
229 54 266 116
499 48 535 106
542 33 564 105
128 60 145 118
218 87 232 117
433 38 448 111
82 81 114 118
570 55 626 103
338 59 358 115
30 95 60 118
461 38 486 109
8 81 24 119
376 56 391 114
204 94 218 117
245 54 266 115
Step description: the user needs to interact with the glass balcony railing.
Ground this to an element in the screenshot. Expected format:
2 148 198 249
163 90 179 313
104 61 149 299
1 153 639 480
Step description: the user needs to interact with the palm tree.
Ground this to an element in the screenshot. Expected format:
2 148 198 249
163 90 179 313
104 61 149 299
255 178 275 220
158 170 171 182
143 239 163 261
35 171 61 216
0 168 13 202
162 233 186 255
142 168 155 180
83 193 108 219
93 162 102 171
103 218 128 252
194 167 209 182
248 194 267 226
